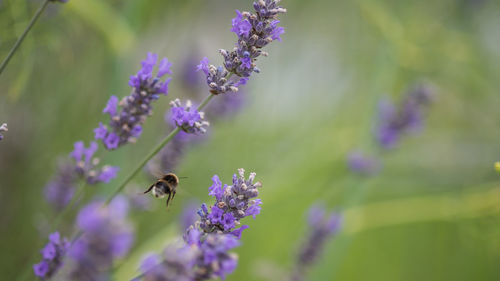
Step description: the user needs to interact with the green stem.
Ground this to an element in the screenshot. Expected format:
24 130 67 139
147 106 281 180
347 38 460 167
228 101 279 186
0 0 51 76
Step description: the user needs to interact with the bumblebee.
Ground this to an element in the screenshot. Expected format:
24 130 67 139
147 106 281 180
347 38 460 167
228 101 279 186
143 173 179 207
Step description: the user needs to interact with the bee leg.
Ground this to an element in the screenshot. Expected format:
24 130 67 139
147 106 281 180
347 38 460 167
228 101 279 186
143 184 154 194
165 192 172 208
172 190 176 201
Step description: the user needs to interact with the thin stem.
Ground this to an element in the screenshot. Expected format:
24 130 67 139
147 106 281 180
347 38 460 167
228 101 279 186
0 0 51 76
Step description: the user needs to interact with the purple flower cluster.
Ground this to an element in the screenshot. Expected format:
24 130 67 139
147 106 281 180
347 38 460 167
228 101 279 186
138 246 198 281
0 123 7 141
197 169 262 235
138 169 261 281
44 141 119 210
290 205 342 281
170 99 209 134
33 232 70 280
66 196 134 281
50 0 69 3
375 84 433 149
347 150 380 176
95 53 172 150
44 162 77 211
71 141 120 184
198 0 286 95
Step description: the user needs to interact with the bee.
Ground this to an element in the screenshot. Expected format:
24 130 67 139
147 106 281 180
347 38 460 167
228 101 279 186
143 173 180 208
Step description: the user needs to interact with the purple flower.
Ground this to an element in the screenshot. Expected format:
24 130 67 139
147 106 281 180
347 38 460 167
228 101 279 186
375 84 434 149
94 122 108 140
245 198 262 219
196 57 210 75
33 261 49 278
231 10 252 37
139 245 198 281
208 175 224 200
290 204 342 281
178 201 199 232
71 141 120 184
199 0 286 95
67 196 134 280
44 162 77 211
103 95 119 116
347 150 380 176
0 123 7 141
197 234 240 279
198 169 262 235
96 53 173 150
138 169 262 281
230 225 249 239
170 99 209 134
33 232 70 279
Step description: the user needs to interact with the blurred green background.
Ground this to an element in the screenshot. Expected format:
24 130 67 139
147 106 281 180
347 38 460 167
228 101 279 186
1 0 500 280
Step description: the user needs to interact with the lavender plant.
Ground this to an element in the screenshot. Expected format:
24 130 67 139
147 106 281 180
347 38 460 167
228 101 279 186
289 205 342 281
44 141 119 210
346 150 380 176
169 99 209 134
137 169 262 281
0 123 8 141
63 196 134 281
33 232 70 280
375 84 433 149
95 53 172 150
28 1 286 279
347 84 433 175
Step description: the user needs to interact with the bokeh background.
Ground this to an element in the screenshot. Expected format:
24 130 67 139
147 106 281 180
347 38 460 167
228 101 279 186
1 0 500 280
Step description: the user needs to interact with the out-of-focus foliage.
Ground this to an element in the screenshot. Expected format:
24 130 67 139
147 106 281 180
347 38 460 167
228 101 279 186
1 0 500 280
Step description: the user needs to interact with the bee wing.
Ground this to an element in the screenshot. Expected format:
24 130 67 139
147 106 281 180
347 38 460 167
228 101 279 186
175 186 193 197
145 161 164 179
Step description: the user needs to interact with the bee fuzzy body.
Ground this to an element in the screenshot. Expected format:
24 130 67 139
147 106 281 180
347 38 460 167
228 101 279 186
143 173 179 208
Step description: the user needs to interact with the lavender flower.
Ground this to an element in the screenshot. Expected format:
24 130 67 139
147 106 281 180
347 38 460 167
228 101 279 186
375 84 433 149
44 141 119 210
33 232 70 280
66 196 134 281
199 0 286 95
196 169 262 235
0 123 7 141
170 99 209 134
347 150 380 176
138 169 261 281
44 162 77 211
71 141 120 184
289 205 342 281
50 0 69 3
180 201 200 232
95 53 172 150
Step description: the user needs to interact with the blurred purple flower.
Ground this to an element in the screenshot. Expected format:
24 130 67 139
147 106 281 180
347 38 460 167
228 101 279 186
0 123 7 141
33 232 70 279
375 84 434 149
290 204 342 281
71 141 120 184
44 162 77 211
66 196 134 281
347 150 380 176
95 53 172 150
